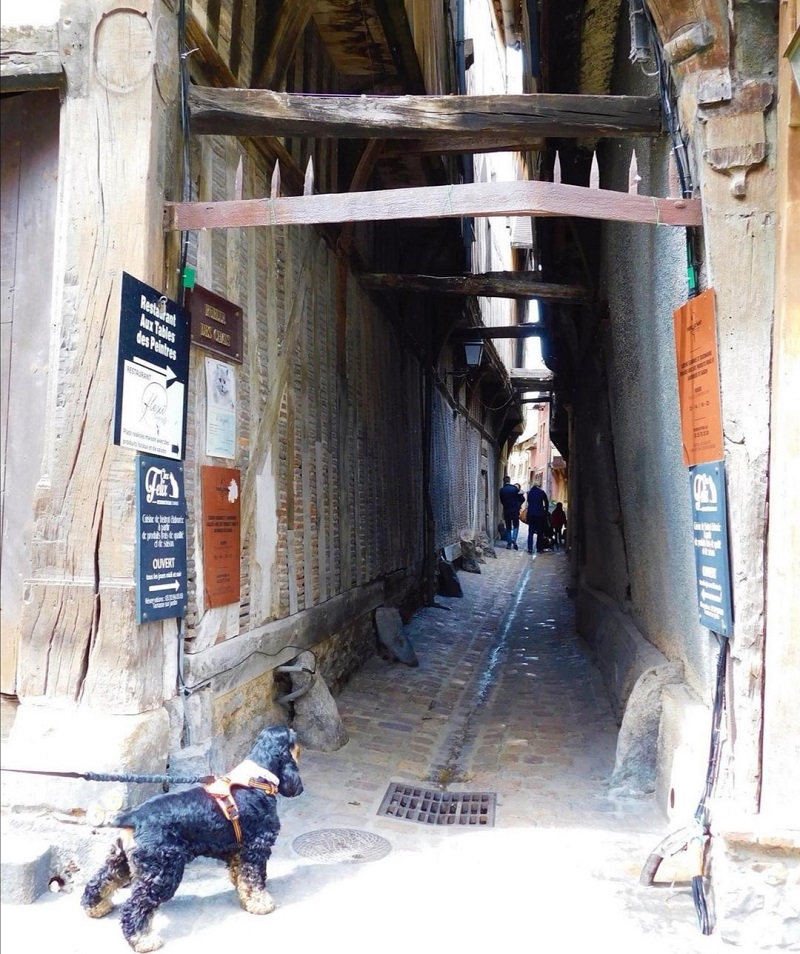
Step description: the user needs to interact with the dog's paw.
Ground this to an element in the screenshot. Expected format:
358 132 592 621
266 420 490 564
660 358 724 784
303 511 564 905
130 932 164 953
84 898 114 918
241 890 276 915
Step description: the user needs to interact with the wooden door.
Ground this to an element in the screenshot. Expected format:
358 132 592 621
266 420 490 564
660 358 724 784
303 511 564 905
0 90 59 694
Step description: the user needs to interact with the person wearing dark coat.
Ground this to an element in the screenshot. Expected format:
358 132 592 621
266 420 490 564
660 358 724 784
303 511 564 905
499 476 525 550
550 501 567 549
526 482 550 553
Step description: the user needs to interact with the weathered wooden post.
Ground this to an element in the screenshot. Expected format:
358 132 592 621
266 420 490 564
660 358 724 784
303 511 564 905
7 0 181 810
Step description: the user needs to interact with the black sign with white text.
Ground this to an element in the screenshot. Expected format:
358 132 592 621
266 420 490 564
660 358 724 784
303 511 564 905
690 461 733 637
114 273 190 460
136 454 188 623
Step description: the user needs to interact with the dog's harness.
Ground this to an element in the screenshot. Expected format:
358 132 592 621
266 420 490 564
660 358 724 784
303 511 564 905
203 759 279 844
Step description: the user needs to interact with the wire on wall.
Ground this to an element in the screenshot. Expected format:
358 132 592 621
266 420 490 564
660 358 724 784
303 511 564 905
639 3 701 298
177 0 193 307
177 646 317 695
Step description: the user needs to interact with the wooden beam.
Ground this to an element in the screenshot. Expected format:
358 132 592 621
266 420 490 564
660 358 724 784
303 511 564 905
453 325 548 339
0 24 63 91
510 369 555 389
359 272 589 302
520 396 553 403
379 135 547 157
164 179 702 231
253 0 314 91
188 88 663 140
373 0 426 94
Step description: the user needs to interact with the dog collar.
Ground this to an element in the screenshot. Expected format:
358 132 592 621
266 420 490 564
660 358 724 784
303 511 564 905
204 760 279 844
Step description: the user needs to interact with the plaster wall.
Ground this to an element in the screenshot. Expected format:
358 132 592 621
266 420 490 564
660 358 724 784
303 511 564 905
596 26 716 702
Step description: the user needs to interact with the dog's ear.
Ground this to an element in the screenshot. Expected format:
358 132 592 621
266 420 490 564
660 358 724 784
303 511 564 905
248 724 293 769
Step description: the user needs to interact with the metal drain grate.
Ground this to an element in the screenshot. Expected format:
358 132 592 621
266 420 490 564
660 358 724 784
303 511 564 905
378 783 496 827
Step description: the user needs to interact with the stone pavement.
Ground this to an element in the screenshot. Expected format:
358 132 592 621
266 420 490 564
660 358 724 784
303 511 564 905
0 548 731 954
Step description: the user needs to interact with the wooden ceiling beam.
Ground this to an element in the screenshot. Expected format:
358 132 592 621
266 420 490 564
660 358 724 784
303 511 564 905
359 272 589 302
379 136 547 157
164 179 702 231
252 0 315 91
510 369 555 389
188 88 663 140
373 0 427 95
453 325 548 338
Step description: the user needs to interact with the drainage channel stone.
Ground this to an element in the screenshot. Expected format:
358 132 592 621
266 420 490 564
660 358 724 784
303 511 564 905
292 829 392 864
378 782 496 827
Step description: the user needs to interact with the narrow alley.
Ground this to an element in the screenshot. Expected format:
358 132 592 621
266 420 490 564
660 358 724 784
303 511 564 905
1 550 727 954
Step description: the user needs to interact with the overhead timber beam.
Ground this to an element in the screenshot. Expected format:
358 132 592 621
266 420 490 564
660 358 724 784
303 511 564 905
510 369 555 389
164 179 702 231
252 0 314 91
188 88 663 140
453 325 548 339
358 272 590 302
378 136 547 157
373 0 426 94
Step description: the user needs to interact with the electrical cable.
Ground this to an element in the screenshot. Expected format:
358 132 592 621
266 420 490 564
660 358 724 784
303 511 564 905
177 0 192 307
643 5 700 297
690 634 728 934
177 645 316 693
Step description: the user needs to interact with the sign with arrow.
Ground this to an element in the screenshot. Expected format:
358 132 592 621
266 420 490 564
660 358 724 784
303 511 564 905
114 272 190 460
136 454 188 623
690 460 733 637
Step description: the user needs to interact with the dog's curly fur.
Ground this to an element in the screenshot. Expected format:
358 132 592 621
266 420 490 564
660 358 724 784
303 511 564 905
81 724 303 952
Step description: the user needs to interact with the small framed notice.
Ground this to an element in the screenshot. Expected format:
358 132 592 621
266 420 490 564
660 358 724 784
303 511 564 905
205 357 236 459
201 466 241 609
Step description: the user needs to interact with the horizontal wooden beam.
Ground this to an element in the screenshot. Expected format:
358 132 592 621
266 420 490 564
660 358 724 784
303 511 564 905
379 135 547 157
1 24 63 92
359 272 589 302
520 396 553 403
164 179 702 231
453 325 548 339
188 88 663 140
510 369 555 389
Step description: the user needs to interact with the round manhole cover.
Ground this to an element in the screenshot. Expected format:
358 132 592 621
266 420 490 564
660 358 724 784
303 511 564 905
292 828 392 864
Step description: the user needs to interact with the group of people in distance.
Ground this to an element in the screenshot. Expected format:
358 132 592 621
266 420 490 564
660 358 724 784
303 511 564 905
499 475 567 555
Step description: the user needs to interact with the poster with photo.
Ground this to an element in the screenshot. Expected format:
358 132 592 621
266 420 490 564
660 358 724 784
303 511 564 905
205 356 236 459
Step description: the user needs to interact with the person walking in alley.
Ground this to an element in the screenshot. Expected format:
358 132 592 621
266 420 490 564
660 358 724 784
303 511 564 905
550 501 567 549
499 475 525 549
526 481 550 554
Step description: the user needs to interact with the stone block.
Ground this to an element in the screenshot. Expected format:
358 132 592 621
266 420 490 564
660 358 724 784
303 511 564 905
576 583 669 720
0 835 52 904
1 705 170 813
656 683 710 822
166 740 213 791
375 607 419 667
610 662 684 796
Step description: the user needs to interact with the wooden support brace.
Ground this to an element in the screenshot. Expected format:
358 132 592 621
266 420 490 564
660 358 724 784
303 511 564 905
164 179 702 232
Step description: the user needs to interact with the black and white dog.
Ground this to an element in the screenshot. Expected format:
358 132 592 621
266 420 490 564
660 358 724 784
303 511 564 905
81 725 303 952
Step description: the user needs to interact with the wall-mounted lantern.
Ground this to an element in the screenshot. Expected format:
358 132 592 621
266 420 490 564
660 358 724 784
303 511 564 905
462 338 484 369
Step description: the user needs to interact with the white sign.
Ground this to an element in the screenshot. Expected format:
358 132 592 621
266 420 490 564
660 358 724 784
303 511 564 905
205 356 236 459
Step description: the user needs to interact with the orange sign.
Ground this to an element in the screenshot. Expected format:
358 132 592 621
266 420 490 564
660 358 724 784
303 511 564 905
201 466 241 609
673 289 724 466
